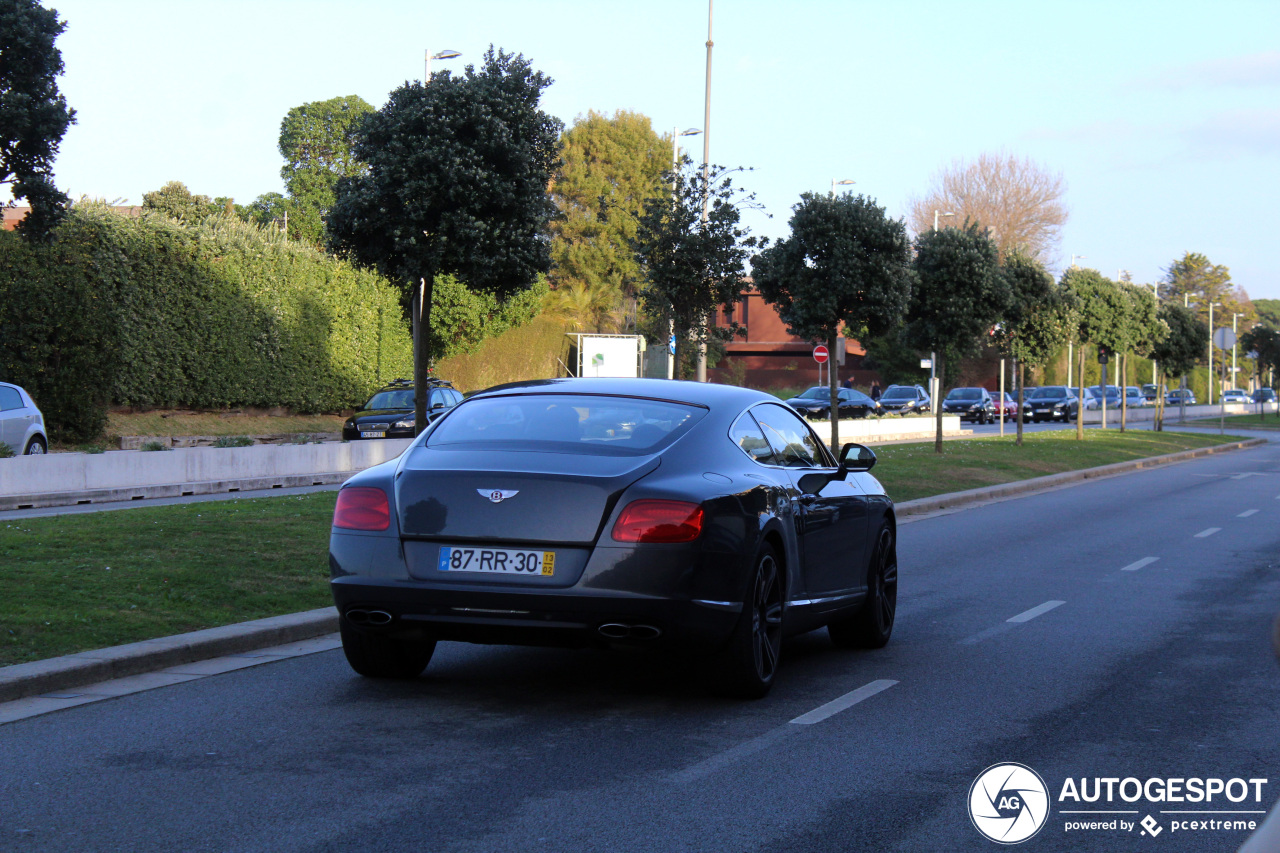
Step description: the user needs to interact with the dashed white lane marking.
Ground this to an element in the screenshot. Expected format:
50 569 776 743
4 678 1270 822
1194 527 1222 538
1121 557 1159 573
1238 509 1259 518
789 680 898 725
1007 600 1066 623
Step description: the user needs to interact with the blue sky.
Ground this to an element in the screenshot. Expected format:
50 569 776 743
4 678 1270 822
36 0 1280 301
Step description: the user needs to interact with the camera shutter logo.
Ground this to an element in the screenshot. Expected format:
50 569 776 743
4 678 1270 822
968 763 1050 844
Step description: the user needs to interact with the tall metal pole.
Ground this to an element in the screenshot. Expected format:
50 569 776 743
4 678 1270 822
695 0 713 382
1208 302 1214 404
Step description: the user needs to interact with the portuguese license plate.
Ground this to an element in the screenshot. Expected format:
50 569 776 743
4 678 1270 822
437 546 555 576
360 430 386 438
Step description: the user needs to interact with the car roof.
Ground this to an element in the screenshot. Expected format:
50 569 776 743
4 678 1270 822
471 378 777 409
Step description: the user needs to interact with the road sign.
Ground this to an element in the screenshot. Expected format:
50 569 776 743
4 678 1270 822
1213 327 1237 350
920 358 933 369
813 345 829 364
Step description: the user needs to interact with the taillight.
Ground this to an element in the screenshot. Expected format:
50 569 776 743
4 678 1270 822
333 488 390 531
612 500 704 543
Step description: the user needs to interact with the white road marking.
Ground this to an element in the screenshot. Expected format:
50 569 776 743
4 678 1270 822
1194 527 1222 538
1007 600 1066 623
1230 473 1265 480
789 680 898 725
1121 557 1159 573
1238 509 1259 518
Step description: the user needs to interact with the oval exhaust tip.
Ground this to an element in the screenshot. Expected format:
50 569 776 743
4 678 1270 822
366 611 393 626
598 623 631 639
630 624 662 640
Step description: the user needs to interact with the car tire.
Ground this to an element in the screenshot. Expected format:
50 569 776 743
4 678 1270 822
23 436 46 455
828 523 897 649
340 619 436 679
713 543 784 699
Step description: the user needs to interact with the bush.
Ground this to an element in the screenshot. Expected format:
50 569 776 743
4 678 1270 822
0 203 414 441
140 440 169 452
0 442 14 458
212 435 255 448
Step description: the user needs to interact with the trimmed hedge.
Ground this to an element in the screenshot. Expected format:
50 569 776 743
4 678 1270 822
0 203 412 441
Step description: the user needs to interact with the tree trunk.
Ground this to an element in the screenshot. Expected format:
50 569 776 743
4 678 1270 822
1015 359 1025 446
673 329 686 382
828 329 840 455
1120 352 1128 433
1076 343 1086 440
934 350 945 454
413 274 435 437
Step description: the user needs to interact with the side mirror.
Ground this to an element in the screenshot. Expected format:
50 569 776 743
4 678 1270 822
839 442 877 472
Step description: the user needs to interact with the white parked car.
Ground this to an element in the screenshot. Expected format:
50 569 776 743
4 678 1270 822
1219 388 1250 404
0 382 48 455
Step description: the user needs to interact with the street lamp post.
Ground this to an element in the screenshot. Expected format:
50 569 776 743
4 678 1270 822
933 210 955 231
668 127 701 380
1066 255 1085 387
425 49 461 82
1208 302 1215 405
696 0 713 383
1233 312 1243 392
831 178 855 197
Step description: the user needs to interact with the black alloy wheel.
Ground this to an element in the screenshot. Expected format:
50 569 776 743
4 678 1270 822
714 544 784 698
829 523 897 649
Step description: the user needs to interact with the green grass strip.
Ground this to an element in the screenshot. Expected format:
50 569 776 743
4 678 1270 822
0 429 1248 666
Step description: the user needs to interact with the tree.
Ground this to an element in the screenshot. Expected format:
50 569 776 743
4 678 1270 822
142 181 220 224
1151 303 1207 427
631 159 758 379
1240 325 1279 417
752 192 913 452
992 252 1072 445
0 0 76 240
1063 268 1125 438
1253 298 1280 331
429 274 548 362
329 47 563 433
547 110 669 331
271 95 374 245
1160 252 1255 329
908 152 1067 263
905 221 1009 452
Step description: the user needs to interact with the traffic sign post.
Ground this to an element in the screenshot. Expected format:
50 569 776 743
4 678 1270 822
813 345 829 387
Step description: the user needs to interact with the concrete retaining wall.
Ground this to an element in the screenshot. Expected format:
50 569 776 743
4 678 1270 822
0 439 413 509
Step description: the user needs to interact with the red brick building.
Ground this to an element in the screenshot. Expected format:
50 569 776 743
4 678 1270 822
707 288 880 390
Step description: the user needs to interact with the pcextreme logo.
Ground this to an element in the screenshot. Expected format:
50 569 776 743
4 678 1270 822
968 763 1051 844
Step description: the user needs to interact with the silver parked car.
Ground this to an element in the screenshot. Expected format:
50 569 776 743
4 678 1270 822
0 382 48 455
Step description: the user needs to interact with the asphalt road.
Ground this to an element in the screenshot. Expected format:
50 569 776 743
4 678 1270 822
2 436 1279 852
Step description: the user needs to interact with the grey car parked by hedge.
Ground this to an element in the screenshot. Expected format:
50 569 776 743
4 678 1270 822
0 382 48 455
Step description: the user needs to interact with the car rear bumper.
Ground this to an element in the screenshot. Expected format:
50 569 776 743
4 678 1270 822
330 575 741 649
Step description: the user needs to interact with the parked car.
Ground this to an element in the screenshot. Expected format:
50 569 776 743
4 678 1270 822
784 386 882 420
0 382 48 455
329 378 898 698
1023 386 1078 422
878 384 931 416
992 391 1020 422
1085 385 1123 411
1252 388 1277 404
942 387 995 424
1124 386 1148 408
342 379 463 440
1219 388 1251 404
1141 384 1160 403
1167 388 1197 406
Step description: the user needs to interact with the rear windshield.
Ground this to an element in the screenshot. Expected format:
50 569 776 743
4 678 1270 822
947 389 982 400
426 394 705 456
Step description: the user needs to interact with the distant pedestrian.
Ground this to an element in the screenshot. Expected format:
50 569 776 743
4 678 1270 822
870 382 881 402
841 377 854 390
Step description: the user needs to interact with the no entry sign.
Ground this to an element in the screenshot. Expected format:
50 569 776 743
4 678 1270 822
812 345 829 364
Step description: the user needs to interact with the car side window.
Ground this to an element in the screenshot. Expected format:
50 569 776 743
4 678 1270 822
753 404 830 468
0 387 21 411
729 412 777 466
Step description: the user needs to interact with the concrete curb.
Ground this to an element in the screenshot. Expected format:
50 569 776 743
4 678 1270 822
0 607 338 703
0 435 1266 705
896 436 1268 519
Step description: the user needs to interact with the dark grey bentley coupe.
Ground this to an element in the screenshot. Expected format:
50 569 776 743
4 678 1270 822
329 378 897 698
